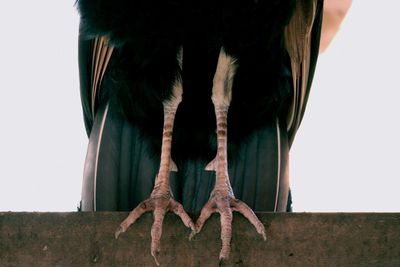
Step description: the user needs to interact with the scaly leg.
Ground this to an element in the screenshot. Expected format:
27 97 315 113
191 48 266 261
115 49 194 266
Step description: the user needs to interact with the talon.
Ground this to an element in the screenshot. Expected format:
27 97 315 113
257 223 267 241
189 231 196 241
196 192 265 261
114 226 124 239
116 187 193 266
219 253 228 263
189 227 199 241
151 251 161 266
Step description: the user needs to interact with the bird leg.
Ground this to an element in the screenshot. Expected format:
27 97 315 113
191 48 266 261
115 49 194 266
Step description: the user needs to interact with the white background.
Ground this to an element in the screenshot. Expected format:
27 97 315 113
0 1 399 212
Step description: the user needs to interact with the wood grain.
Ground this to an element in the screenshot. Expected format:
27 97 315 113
0 212 399 267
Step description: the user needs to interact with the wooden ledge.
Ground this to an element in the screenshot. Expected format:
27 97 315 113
1 212 399 266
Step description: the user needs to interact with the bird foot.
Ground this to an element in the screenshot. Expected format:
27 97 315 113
190 188 266 262
115 186 194 266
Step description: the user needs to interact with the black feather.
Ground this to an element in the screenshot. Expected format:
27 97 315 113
78 0 295 158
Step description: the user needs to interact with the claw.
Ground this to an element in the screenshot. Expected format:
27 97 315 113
115 198 152 239
189 224 201 240
189 230 196 241
114 226 125 239
170 199 196 232
150 206 167 264
218 202 233 261
195 193 265 261
151 250 161 267
116 192 194 266
232 199 266 240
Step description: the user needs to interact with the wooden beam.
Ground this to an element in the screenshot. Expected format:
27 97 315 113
1 212 399 266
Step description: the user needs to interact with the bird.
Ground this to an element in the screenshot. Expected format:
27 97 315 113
77 0 323 264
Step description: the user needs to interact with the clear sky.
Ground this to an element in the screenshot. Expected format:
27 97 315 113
0 1 399 212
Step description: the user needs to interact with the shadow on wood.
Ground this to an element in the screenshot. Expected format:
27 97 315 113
0 212 399 266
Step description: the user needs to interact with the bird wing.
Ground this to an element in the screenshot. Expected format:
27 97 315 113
78 35 113 136
285 0 324 147
78 33 116 211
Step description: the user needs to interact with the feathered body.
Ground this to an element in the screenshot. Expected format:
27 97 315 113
78 0 323 214
79 0 294 157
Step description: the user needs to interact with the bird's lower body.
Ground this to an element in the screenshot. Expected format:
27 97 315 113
90 48 278 264
81 99 290 264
